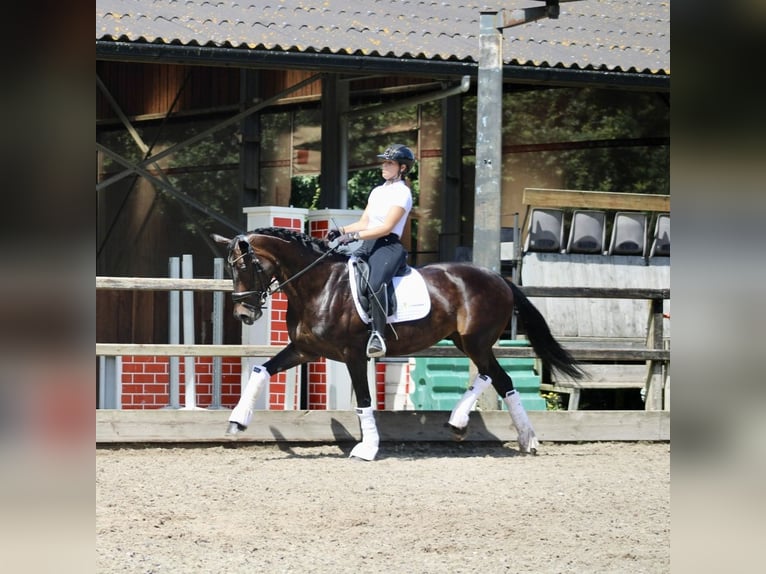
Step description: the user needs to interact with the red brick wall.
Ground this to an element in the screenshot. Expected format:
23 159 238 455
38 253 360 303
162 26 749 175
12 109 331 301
376 362 386 410
121 356 243 409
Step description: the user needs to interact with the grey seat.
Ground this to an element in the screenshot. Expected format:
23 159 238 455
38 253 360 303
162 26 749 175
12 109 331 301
649 213 670 257
608 212 647 256
566 210 606 254
524 208 564 253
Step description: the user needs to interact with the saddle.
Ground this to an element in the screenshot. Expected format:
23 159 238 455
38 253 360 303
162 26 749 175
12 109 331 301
351 258 411 317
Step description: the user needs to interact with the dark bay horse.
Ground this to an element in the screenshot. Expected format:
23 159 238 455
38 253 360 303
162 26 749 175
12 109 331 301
212 227 583 460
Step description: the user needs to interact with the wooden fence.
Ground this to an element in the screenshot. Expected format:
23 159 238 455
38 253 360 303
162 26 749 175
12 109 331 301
95 278 669 385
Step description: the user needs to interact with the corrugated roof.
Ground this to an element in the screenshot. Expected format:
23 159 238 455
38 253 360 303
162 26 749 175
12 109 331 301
96 0 669 75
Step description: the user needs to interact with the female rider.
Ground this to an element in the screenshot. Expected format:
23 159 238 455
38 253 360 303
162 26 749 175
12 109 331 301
327 144 415 357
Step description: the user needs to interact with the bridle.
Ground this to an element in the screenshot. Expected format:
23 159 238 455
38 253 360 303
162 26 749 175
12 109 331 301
228 235 339 321
228 240 272 322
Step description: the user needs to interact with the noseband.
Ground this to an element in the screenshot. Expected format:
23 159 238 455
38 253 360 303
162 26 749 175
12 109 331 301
229 240 273 322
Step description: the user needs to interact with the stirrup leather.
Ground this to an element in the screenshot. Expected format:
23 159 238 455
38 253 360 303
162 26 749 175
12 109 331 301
366 331 386 358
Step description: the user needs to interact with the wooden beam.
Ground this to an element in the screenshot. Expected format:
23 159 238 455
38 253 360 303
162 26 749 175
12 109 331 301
96 409 670 444
96 343 669 361
97 343 277 357
97 277 232 291
520 286 669 299
523 188 670 212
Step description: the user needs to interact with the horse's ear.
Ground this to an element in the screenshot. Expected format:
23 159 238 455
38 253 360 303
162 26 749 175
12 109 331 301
210 233 231 245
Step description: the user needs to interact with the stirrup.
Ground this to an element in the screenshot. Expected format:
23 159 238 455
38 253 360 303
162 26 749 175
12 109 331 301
366 331 386 358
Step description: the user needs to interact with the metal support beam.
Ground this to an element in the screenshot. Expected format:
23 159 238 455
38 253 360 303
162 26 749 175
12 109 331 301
473 2 569 273
473 11 504 274
96 73 322 192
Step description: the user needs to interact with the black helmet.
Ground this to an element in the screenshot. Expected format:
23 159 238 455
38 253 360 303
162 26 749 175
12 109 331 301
377 144 415 173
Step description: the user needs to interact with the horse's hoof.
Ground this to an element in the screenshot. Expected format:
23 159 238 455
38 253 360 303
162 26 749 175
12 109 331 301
225 422 246 436
444 422 467 441
518 433 539 455
349 442 378 461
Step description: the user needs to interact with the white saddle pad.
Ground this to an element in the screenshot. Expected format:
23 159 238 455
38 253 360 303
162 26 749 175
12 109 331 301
347 257 431 324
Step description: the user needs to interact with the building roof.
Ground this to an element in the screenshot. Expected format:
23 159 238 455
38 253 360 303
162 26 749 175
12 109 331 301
97 0 669 77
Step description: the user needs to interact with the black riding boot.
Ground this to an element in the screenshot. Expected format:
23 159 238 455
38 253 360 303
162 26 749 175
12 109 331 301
366 285 388 358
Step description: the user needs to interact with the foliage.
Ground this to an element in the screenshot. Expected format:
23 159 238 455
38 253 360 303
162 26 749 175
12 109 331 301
463 86 669 194
542 391 564 411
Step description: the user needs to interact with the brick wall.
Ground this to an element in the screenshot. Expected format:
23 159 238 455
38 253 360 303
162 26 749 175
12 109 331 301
121 356 243 409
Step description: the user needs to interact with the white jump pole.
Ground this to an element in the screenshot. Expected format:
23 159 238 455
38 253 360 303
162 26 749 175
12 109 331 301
168 257 181 408
181 254 200 410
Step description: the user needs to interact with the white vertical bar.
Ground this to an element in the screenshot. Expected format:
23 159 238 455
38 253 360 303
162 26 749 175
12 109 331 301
168 257 180 408
210 257 224 409
181 254 199 409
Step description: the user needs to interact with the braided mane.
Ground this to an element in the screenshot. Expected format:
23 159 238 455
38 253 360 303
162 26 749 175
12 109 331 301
248 227 330 254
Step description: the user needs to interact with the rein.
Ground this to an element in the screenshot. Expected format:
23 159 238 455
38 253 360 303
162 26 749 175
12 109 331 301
269 245 338 294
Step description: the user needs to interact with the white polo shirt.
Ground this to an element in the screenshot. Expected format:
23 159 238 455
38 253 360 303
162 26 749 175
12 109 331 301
365 180 413 238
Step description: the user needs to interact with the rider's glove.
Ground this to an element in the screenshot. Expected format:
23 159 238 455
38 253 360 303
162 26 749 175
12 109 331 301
325 228 342 242
337 231 360 245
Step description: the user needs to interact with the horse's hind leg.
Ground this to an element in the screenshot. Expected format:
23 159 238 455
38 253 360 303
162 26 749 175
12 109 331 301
446 373 493 439
449 338 538 454
486 359 539 454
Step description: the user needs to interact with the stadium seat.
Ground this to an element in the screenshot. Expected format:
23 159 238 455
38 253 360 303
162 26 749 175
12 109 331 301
649 213 670 257
608 212 647 256
566 210 606 254
525 208 564 253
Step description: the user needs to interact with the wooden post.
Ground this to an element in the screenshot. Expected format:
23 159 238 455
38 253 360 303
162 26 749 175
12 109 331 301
645 297 665 410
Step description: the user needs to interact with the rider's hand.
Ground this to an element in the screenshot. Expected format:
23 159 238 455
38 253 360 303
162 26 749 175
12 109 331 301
325 228 342 242
337 231 360 245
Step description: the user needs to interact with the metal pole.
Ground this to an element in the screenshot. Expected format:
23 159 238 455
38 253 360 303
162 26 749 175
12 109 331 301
473 10 504 411
210 258 224 409
181 254 200 409
168 257 180 408
473 11 503 275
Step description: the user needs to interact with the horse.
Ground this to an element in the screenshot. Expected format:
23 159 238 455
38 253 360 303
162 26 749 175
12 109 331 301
212 227 584 460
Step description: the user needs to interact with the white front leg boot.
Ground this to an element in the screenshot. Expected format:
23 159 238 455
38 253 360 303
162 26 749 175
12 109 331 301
503 390 539 454
349 406 379 461
227 365 269 432
447 374 493 429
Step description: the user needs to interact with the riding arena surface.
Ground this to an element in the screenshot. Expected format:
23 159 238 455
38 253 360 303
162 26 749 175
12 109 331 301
97 441 669 573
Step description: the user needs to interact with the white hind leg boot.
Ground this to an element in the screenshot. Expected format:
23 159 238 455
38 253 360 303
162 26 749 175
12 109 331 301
503 390 539 454
228 365 269 428
350 406 379 461
448 374 493 429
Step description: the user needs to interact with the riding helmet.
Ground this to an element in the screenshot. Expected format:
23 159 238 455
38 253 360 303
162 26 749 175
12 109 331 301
377 144 415 174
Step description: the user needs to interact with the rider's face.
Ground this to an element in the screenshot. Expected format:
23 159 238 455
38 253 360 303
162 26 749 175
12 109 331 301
381 160 400 180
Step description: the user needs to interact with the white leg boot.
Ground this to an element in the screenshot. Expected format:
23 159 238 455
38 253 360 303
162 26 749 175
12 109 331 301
503 390 539 454
447 374 493 429
349 406 379 461
227 365 269 432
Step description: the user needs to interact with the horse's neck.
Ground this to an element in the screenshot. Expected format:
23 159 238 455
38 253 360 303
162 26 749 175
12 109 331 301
273 248 333 299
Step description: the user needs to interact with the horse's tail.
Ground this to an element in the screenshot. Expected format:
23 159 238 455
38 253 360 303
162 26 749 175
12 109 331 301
509 281 585 380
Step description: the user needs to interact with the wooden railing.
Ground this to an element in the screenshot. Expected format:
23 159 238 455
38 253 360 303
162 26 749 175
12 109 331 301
96 278 670 409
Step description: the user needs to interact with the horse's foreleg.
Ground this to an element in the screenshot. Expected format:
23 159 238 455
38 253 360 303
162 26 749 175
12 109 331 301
346 358 379 461
350 406 379 461
226 343 310 435
226 364 270 434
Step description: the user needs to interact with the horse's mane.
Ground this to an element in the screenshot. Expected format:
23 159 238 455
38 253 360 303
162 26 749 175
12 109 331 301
248 227 332 254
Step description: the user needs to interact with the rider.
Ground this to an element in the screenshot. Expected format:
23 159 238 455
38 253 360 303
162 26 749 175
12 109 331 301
327 144 415 358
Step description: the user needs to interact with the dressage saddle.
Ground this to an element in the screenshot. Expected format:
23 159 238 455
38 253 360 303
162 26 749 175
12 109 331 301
351 258 411 318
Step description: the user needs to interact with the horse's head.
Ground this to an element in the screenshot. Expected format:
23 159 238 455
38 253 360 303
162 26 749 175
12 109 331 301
212 233 275 325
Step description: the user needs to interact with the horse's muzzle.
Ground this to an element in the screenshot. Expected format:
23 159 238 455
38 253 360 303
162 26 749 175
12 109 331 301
234 302 262 325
